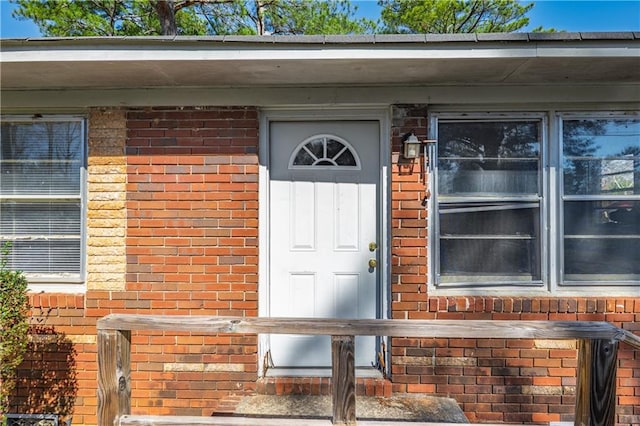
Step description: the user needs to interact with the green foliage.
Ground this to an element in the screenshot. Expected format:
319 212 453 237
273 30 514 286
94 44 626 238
11 0 550 36
10 0 207 36
0 243 30 417
179 0 374 35
11 0 375 36
251 0 376 35
379 0 539 33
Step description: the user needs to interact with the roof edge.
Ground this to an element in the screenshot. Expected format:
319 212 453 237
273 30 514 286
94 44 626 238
1 31 639 46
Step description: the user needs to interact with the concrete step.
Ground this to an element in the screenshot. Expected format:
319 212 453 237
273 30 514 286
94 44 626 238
256 376 392 397
120 415 513 425
232 394 468 423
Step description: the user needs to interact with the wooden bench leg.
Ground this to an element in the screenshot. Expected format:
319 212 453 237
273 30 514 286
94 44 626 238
332 335 356 425
98 329 131 426
575 338 618 426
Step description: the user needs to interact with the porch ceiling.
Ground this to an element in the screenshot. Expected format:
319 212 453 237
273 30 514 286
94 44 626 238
1 34 639 90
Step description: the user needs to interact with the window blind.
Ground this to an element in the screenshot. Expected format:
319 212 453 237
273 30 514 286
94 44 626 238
0 118 85 280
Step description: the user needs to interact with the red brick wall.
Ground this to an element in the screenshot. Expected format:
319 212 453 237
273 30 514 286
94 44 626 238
390 105 430 320
389 296 640 424
15 294 90 425
123 107 260 417
390 105 640 425
12 107 260 424
9 105 639 425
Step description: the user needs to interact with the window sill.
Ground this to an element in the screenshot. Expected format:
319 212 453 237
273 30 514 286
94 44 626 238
427 285 639 298
28 282 86 293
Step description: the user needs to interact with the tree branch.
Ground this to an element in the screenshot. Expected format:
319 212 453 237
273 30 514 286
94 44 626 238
87 0 119 35
175 0 235 12
455 0 480 32
466 1 488 33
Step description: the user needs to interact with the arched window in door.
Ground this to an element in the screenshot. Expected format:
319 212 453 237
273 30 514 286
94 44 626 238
288 134 361 170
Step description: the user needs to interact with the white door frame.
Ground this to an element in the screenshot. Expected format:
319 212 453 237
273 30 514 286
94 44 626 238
258 106 392 376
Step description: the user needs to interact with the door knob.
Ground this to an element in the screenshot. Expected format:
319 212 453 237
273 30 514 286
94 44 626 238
369 242 378 252
368 258 377 269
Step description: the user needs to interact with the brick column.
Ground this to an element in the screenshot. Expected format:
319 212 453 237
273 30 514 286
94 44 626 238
390 105 430 321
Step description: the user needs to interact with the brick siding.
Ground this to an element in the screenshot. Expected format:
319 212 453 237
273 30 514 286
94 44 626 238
123 107 260 418
388 296 640 424
12 107 260 424
390 105 640 425
8 105 639 425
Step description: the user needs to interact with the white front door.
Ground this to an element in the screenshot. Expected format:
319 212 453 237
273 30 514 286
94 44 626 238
269 121 380 368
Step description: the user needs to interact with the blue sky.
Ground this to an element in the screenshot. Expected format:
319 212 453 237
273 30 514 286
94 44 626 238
1 0 639 37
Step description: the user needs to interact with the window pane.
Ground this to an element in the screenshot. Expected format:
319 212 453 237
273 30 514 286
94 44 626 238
562 117 640 284
439 203 541 283
0 239 81 274
564 239 640 281
305 139 324 159
563 118 640 196
293 149 314 165
0 201 82 275
438 121 541 196
563 200 640 282
439 121 540 159
0 118 84 281
564 158 639 196
335 149 356 166
439 159 539 195
1 121 84 195
1 201 81 236
563 119 640 158
326 139 345 158
440 240 540 283
564 200 640 236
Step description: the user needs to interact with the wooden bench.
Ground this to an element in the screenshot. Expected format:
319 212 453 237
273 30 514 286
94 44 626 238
97 315 640 426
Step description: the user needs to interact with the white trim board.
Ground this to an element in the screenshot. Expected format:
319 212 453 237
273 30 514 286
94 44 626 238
257 107 392 376
3 85 639 109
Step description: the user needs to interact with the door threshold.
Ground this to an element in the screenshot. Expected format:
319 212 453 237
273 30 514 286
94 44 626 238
265 367 383 378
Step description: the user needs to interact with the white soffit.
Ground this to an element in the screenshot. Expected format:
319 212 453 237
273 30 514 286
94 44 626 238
1 34 639 89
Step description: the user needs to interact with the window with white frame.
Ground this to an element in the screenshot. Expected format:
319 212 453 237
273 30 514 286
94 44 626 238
431 112 639 291
0 116 86 286
560 114 640 284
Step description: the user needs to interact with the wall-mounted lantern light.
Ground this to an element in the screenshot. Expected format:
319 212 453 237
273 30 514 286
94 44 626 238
403 133 422 159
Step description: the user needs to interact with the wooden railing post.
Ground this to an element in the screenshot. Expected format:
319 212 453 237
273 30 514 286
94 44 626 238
331 335 356 425
98 329 131 426
575 338 618 426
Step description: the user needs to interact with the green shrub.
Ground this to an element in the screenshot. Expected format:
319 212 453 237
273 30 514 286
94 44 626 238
0 243 30 419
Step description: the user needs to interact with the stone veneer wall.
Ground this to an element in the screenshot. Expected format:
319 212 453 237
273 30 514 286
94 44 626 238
86 108 128 292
